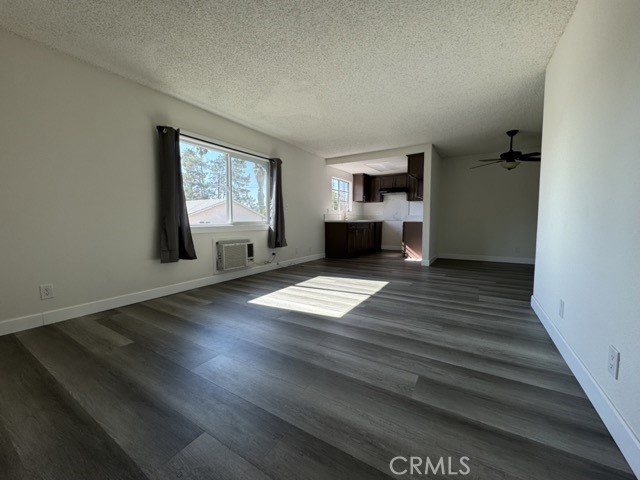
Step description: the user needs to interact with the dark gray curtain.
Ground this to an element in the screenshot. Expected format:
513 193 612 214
268 158 287 248
156 126 197 263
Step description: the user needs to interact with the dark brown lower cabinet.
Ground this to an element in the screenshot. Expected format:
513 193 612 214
325 222 382 258
402 221 423 260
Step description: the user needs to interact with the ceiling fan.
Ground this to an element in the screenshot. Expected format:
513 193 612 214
471 130 541 170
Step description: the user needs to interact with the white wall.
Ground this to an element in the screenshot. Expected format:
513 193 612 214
437 151 540 263
0 29 331 328
533 0 640 471
428 148 442 263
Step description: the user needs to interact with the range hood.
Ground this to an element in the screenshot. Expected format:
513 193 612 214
378 186 408 194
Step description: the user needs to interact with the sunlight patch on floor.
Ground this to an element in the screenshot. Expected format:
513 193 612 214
248 276 388 318
403 246 422 261
295 276 388 295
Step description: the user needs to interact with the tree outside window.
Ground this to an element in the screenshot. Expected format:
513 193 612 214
180 137 269 225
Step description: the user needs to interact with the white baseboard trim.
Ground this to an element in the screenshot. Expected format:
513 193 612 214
531 295 640 477
437 253 535 265
1 253 325 336
0 313 44 336
421 255 438 267
381 245 403 251
275 253 324 267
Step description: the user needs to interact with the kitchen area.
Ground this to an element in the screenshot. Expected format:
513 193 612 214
325 152 425 261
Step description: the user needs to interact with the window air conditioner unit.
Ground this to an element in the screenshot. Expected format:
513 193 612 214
216 239 254 271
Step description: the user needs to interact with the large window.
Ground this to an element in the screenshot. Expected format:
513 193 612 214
331 178 351 212
179 136 269 226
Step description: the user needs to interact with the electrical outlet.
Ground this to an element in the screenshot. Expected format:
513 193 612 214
559 299 565 318
39 284 54 300
515 246 521 254
608 346 620 379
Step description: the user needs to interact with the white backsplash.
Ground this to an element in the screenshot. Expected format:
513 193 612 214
324 212 346 221
407 200 424 219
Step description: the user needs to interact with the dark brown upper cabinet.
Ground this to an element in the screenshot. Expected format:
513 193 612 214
407 152 424 201
378 174 407 190
352 151 425 203
408 153 424 179
394 174 407 189
371 176 382 202
407 174 422 201
378 175 395 190
352 173 371 202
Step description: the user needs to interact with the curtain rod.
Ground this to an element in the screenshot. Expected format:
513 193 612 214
178 131 271 161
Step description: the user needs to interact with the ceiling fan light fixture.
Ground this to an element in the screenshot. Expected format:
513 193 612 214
501 161 520 170
471 130 540 171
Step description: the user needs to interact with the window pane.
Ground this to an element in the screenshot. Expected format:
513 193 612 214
180 140 229 225
331 178 351 212
331 191 339 210
231 156 268 223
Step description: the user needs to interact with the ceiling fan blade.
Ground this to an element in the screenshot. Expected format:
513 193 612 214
519 152 541 158
519 158 541 162
478 158 501 162
470 160 503 169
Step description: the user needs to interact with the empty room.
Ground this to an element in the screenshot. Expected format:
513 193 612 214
1 1 638 479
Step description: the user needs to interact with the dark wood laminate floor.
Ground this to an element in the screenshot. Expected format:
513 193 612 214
0 253 635 479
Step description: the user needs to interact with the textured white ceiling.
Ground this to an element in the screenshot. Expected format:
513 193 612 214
0 0 576 158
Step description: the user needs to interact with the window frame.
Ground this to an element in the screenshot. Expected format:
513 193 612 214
331 177 352 213
179 134 270 229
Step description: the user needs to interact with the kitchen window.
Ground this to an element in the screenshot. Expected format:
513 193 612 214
180 135 269 226
331 178 352 213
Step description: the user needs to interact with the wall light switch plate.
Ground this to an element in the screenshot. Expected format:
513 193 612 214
608 345 620 379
